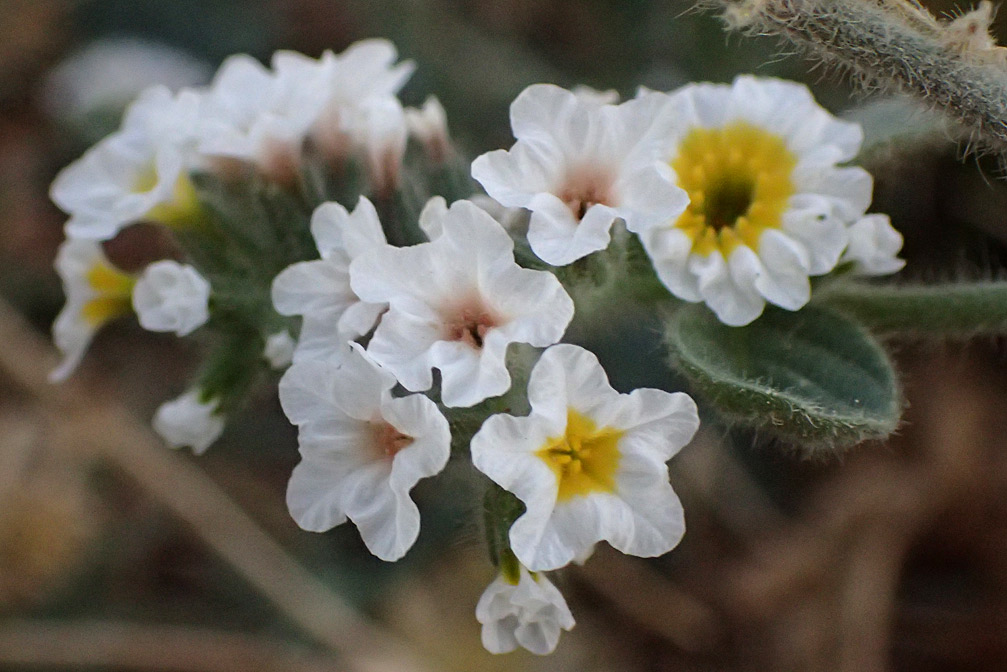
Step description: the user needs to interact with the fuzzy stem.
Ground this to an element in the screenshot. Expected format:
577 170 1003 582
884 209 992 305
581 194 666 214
699 0 1007 156
817 281 1007 337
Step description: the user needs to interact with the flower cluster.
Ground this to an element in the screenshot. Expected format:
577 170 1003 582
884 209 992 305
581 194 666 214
49 37 907 657
48 39 449 449
475 78 904 326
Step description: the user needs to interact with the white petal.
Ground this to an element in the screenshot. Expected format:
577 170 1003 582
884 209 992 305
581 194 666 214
754 230 811 311
843 213 906 276
153 390 224 454
417 195 448 241
693 251 765 327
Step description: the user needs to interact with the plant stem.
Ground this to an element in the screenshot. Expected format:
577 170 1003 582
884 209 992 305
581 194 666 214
817 281 1007 337
698 0 1007 157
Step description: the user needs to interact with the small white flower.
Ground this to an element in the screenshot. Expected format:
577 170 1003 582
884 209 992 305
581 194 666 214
50 239 135 382
50 85 203 240
356 97 408 196
476 565 575 655
472 83 688 266
405 95 451 163
263 330 297 369
471 344 700 571
281 344 450 561
841 214 906 276
631 76 874 326
153 389 225 455
350 199 575 408
271 197 388 363
196 53 321 183
275 40 414 165
132 260 210 336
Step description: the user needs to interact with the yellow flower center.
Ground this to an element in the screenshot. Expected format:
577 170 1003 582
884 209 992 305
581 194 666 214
536 409 623 502
671 121 796 257
82 264 135 327
134 166 201 229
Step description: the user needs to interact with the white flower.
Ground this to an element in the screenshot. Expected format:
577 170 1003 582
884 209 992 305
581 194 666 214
476 565 575 655
274 40 414 164
196 54 321 183
471 344 700 571
631 76 874 326
356 97 408 196
406 95 451 163
42 38 211 123
841 214 906 276
270 41 413 190
50 239 135 382
471 83 688 266
271 197 388 363
153 389 225 455
350 199 575 408
263 330 296 369
281 344 450 561
132 260 210 336
50 85 203 240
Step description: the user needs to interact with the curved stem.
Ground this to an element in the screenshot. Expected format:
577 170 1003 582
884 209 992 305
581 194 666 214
698 0 1007 157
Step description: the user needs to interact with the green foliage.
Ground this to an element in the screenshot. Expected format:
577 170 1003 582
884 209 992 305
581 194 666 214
663 304 902 451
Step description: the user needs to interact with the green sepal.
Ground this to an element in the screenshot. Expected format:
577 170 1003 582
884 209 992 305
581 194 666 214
664 304 902 451
483 481 526 570
196 325 270 417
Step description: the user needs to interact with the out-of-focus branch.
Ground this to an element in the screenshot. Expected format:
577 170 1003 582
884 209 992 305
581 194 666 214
0 297 431 672
0 620 340 672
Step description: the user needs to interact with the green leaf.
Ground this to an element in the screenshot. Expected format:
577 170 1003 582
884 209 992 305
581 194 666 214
664 304 902 451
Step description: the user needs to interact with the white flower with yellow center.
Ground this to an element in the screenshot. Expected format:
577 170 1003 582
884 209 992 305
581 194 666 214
471 344 700 571
132 260 210 336
50 239 136 382
632 76 874 326
153 389 225 455
271 197 388 363
476 564 575 655
281 344 450 561
471 84 689 266
349 199 575 408
50 85 203 240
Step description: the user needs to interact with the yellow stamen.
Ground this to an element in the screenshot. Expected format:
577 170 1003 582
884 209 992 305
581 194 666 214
671 121 796 257
82 263 135 327
536 409 623 501
134 166 202 229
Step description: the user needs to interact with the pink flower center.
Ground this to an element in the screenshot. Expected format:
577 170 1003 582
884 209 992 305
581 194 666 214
557 169 614 220
372 421 414 458
442 297 500 350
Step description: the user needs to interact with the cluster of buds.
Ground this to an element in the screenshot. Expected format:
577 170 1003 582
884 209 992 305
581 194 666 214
49 38 905 655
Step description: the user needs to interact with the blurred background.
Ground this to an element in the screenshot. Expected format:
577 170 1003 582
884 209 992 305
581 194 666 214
1 0 1006 669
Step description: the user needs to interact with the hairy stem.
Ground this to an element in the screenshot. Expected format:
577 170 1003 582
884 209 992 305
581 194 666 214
699 0 1007 156
818 281 1007 337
